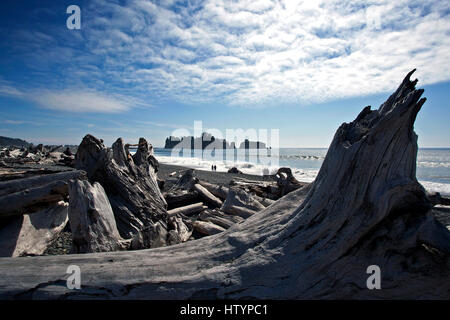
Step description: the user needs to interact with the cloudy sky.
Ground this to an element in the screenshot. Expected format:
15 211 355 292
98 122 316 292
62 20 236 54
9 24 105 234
0 0 449 147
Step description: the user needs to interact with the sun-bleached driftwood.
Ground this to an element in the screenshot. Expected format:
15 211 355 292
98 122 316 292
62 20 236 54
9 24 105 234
221 187 265 214
220 205 257 218
193 184 223 208
0 170 86 197
198 179 276 206
193 220 226 236
252 195 276 207
0 71 449 299
74 135 169 241
68 179 129 254
0 180 69 218
229 178 280 200
0 201 68 257
198 180 229 200
198 209 244 229
167 202 208 217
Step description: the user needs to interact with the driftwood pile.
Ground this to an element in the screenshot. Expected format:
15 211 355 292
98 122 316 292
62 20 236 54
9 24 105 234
0 144 76 167
162 167 308 238
0 132 310 257
0 71 449 299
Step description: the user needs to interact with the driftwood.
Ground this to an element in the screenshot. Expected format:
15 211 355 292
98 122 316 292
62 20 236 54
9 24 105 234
68 180 129 253
0 201 68 257
198 180 229 200
0 180 69 218
252 195 276 207
275 167 305 196
164 190 199 209
168 169 198 193
167 216 192 244
130 215 191 249
0 170 86 197
129 222 168 250
220 205 257 218
193 184 223 208
198 209 244 229
167 202 208 217
0 170 86 218
0 71 449 299
221 187 265 214
193 220 226 236
74 135 169 241
230 178 280 200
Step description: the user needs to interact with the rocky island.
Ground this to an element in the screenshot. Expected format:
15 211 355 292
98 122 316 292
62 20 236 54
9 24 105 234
164 132 268 150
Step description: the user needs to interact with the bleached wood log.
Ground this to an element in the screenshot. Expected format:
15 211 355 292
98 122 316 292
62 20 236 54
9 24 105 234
198 210 244 229
0 71 449 299
193 184 222 208
229 179 280 200
199 209 244 225
252 195 276 207
198 180 229 200
193 220 226 236
221 187 265 214
68 179 129 254
0 180 69 218
0 201 68 257
0 170 86 197
221 205 257 219
167 202 207 217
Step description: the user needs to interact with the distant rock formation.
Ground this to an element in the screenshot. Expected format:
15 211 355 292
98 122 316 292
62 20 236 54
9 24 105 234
238 139 267 149
164 132 266 150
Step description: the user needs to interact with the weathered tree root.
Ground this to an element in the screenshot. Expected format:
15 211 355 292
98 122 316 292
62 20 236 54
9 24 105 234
0 70 448 299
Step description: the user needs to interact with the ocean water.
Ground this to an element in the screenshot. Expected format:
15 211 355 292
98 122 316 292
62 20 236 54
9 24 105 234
154 148 450 196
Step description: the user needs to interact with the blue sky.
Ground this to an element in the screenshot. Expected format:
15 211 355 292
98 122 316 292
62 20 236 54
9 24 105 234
0 0 449 148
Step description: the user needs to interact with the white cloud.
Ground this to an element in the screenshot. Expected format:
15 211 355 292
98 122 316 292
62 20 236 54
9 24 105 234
31 90 131 113
4 120 26 125
5 0 450 107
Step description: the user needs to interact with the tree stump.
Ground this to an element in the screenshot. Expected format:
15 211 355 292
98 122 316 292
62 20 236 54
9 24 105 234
74 135 168 240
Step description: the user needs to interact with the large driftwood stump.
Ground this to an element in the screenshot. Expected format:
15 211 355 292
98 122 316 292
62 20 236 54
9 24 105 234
74 135 168 240
0 71 449 299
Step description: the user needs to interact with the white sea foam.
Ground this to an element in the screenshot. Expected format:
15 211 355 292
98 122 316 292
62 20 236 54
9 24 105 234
417 161 450 168
157 155 282 177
